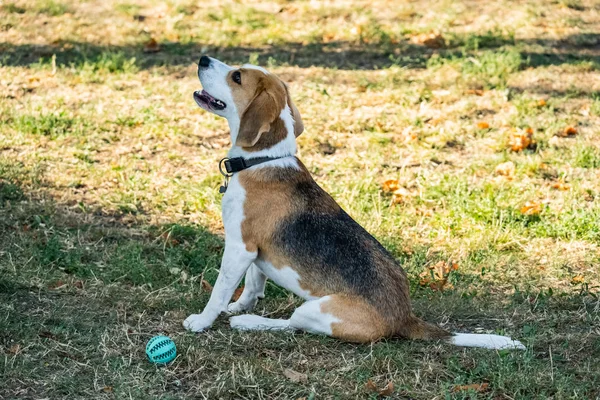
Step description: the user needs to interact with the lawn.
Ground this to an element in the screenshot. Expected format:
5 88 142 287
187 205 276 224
1 0 600 398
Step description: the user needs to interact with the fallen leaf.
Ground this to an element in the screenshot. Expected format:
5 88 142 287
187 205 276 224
201 279 213 293
453 383 489 393
283 368 308 383
410 32 445 48
551 182 570 191
232 286 245 301
556 126 578 137
508 128 535 152
415 207 434 217
571 275 585 284
74 280 84 289
465 89 485 96
102 386 113 393
378 381 394 396
419 261 457 291
48 280 67 290
495 161 515 178
8 344 21 354
143 38 160 53
365 380 394 397
382 179 400 193
318 143 336 155
477 121 490 129
520 201 541 216
391 187 411 204
365 379 378 392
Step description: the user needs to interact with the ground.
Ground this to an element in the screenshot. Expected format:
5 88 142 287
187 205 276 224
1 0 600 398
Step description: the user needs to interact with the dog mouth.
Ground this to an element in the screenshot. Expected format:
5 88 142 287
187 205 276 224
193 89 226 111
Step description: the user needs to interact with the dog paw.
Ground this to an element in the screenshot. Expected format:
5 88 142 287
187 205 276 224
227 300 252 314
183 314 213 332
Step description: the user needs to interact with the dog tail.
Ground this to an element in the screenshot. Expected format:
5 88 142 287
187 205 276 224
401 315 525 350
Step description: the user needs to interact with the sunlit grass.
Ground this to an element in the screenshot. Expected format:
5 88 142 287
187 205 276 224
1 0 599 398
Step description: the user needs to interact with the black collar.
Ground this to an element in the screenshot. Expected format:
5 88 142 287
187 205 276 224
218 155 291 193
219 156 287 175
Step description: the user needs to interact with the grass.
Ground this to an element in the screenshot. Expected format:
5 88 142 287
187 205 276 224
1 0 600 398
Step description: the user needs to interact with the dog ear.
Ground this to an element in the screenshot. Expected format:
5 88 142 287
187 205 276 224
284 84 304 137
236 87 281 148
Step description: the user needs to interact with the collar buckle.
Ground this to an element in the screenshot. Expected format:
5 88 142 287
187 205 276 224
218 157 235 178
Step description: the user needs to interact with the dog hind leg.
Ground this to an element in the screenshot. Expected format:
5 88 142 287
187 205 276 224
231 295 390 343
227 263 267 314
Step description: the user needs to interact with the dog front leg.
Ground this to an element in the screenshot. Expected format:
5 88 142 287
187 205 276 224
183 244 256 332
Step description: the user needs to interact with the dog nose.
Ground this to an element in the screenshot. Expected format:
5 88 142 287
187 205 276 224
199 55 211 68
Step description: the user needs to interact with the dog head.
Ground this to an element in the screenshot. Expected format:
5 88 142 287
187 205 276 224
194 56 303 151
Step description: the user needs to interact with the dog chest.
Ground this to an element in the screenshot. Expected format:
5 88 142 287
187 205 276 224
221 175 246 243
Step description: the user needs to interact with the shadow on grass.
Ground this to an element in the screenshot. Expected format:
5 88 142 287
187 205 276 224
1 33 599 71
0 165 224 397
1 161 600 398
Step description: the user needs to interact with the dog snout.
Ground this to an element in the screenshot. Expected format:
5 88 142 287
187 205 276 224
199 55 211 68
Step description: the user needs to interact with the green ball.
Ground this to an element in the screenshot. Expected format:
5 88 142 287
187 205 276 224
146 335 176 364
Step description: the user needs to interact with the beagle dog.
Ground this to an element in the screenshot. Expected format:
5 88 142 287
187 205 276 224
184 56 525 350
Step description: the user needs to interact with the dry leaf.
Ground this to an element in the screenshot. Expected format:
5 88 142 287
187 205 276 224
551 182 570 191
419 261 457 291
495 161 515 177
365 379 378 392
465 89 484 96
477 121 490 129
415 207 434 217
410 32 445 48
365 380 394 397
8 344 21 354
382 179 400 193
232 286 245 301
453 383 489 393
48 280 67 290
102 386 113 393
556 126 578 137
509 128 535 152
378 381 394 396
283 368 308 383
391 187 410 204
74 280 84 289
571 275 585 284
201 279 213 293
143 38 161 53
520 201 541 216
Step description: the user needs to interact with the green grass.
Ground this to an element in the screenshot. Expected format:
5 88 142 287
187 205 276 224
1 0 600 398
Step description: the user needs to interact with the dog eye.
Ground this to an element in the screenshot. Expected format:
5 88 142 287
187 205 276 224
232 71 242 85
